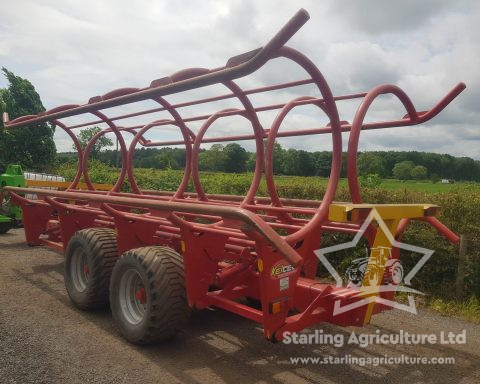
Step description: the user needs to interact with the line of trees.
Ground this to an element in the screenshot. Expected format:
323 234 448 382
355 151 469 181
57 143 480 182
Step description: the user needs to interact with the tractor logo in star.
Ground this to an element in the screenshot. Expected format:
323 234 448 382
314 208 434 316
344 246 404 287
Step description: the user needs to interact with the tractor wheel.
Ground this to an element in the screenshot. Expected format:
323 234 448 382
386 259 404 285
365 265 381 286
64 228 118 310
109 246 190 344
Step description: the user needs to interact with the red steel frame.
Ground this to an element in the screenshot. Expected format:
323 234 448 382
2 9 465 341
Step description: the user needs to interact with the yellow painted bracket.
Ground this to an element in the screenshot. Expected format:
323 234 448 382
328 203 439 325
328 203 439 223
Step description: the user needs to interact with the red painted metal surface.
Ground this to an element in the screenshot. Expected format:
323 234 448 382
3 8 465 341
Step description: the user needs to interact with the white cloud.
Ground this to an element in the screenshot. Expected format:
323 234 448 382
0 0 477 158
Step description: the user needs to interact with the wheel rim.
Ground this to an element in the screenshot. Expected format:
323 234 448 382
71 248 90 292
119 269 147 325
368 269 379 286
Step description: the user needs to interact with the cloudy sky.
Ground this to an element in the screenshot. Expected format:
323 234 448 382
0 0 478 158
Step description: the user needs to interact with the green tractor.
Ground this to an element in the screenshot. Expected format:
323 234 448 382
0 164 25 234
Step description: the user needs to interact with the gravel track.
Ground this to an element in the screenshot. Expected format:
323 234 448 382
0 229 478 384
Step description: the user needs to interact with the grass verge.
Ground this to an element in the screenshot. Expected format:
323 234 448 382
429 296 480 324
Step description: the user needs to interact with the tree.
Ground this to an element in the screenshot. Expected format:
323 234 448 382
454 157 476 181
246 152 256 172
430 173 440 184
283 149 315 176
223 143 248 173
410 165 428 180
198 144 227 171
311 151 332 176
0 68 56 172
357 152 387 177
282 149 295 175
272 142 286 175
155 149 179 169
75 126 113 159
392 160 415 180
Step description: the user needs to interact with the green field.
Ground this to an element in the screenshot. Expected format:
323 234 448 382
57 161 480 195
354 179 480 193
275 175 480 193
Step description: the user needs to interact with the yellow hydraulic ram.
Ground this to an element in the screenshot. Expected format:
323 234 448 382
328 203 439 324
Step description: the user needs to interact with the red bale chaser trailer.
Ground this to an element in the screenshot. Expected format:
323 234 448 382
2 9 465 344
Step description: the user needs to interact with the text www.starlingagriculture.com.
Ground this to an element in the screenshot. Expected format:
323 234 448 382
290 355 455 366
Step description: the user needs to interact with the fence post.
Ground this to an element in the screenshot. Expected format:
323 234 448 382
455 235 467 301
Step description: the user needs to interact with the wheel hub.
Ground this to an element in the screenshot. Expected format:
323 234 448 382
135 287 146 304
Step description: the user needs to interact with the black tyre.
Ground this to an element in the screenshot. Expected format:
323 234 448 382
64 228 118 310
109 246 190 344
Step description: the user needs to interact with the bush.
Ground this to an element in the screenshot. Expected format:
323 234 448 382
359 174 382 189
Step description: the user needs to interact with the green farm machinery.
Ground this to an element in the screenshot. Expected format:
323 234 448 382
0 165 25 233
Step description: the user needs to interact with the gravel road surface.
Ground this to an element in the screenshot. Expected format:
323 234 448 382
0 229 478 384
